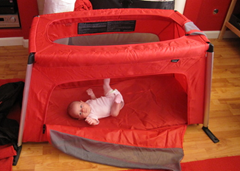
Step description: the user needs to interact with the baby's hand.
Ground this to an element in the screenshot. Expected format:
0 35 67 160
85 117 98 125
86 88 96 99
86 88 94 95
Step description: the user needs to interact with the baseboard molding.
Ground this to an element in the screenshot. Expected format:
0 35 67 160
204 30 238 39
0 37 28 48
0 31 238 48
22 39 29 48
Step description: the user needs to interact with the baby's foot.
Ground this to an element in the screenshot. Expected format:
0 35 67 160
104 78 110 85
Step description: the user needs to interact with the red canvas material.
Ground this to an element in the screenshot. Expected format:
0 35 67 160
0 145 16 171
41 75 187 170
181 156 240 171
0 79 24 86
74 0 92 11
18 8 211 170
47 124 186 148
22 9 209 143
126 155 240 171
45 76 187 148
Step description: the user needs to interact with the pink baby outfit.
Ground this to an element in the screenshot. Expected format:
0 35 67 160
86 89 124 125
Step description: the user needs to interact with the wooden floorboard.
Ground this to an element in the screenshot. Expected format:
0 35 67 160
0 38 240 170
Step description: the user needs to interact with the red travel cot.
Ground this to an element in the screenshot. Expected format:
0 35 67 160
17 9 217 170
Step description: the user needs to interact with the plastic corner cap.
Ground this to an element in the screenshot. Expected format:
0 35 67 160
207 43 214 52
28 53 35 64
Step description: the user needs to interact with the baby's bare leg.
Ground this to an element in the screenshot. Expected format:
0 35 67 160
103 78 112 95
110 101 123 117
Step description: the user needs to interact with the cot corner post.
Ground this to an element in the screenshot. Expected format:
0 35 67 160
13 145 22 166
16 53 35 165
202 43 219 143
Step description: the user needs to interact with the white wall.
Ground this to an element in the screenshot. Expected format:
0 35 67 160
175 0 186 14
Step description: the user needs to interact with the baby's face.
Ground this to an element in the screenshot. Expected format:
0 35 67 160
71 101 91 120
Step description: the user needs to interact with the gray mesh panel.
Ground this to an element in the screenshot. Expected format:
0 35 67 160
50 129 183 171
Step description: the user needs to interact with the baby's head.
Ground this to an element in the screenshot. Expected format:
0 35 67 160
67 101 91 120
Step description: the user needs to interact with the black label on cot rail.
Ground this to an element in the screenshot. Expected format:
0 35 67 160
78 20 136 34
171 59 179 63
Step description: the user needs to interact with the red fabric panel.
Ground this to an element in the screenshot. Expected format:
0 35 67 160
47 124 186 148
23 9 210 142
0 79 24 86
34 36 207 67
23 75 189 142
0 145 16 171
181 156 240 171
45 76 187 147
0 145 16 159
74 0 92 11
126 155 240 171
22 68 55 142
23 45 208 142
29 9 190 53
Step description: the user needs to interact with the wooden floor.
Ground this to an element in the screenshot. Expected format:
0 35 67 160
0 38 240 171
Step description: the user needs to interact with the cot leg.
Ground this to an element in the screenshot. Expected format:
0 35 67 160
202 127 219 143
203 43 219 143
15 53 34 165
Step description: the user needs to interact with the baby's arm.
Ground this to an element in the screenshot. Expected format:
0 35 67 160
86 88 96 99
85 117 98 125
110 94 123 117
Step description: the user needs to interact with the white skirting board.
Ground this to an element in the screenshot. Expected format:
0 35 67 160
204 30 238 39
0 31 238 48
0 37 29 48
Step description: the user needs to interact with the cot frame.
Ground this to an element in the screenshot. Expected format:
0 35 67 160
16 43 219 148
202 43 219 143
15 9 220 166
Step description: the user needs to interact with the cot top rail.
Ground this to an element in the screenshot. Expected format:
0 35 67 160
29 9 209 66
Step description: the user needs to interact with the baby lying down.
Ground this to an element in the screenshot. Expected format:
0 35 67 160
67 78 124 125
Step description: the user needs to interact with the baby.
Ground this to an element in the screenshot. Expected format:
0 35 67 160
67 78 124 125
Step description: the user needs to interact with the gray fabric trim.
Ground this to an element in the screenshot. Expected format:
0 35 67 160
184 22 207 37
50 129 183 171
